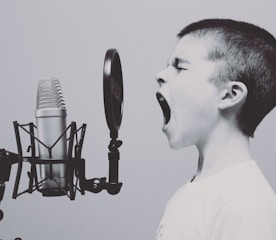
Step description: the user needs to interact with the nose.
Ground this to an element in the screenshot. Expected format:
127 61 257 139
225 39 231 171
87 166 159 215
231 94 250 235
156 68 168 86
156 77 166 86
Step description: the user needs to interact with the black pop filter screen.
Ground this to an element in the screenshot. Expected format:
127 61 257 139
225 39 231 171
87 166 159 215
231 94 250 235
103 49 124 139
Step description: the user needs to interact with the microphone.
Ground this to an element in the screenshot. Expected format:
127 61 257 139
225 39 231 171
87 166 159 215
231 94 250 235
35 78 67 196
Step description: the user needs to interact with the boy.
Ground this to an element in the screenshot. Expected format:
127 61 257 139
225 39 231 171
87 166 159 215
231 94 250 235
155 19 276 240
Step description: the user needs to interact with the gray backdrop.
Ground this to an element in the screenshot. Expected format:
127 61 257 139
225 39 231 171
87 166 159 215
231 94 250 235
0 0 276 239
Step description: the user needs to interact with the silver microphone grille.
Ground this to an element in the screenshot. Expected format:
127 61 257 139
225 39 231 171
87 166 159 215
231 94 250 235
36 78 66 110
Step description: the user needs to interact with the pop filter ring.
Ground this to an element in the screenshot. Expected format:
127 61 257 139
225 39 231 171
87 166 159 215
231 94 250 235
103 49 123 140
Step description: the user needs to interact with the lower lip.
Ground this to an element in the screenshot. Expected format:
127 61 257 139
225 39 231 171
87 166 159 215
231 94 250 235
162 121 170 132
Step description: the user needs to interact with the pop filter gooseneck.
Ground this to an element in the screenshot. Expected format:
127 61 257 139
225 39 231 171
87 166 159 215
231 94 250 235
103 49 123 194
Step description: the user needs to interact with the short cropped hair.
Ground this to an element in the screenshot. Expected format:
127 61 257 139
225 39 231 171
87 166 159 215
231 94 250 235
178 19 276 137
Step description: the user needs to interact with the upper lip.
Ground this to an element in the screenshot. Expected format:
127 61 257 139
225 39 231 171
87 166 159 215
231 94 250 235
156 92 171 125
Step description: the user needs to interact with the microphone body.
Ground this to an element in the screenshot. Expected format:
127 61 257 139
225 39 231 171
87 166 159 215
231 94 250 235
35 79 67 193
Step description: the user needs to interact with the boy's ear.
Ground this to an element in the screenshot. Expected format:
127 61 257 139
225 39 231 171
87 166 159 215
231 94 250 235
218 81 248 111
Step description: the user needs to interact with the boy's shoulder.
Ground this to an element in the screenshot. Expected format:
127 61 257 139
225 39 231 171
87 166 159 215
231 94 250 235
158 160 276 239
165 160 276 220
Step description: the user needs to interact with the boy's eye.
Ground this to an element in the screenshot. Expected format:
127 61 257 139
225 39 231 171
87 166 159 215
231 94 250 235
171 59 188 71
173 64 187 71
175 65 187 71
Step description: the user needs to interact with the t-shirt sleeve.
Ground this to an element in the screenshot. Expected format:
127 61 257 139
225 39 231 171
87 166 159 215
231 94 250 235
210 196 276 240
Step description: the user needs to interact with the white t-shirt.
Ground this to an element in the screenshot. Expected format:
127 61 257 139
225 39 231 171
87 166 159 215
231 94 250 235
156 160 276 240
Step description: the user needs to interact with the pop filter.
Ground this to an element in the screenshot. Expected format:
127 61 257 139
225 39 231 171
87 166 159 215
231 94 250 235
103 49 123 139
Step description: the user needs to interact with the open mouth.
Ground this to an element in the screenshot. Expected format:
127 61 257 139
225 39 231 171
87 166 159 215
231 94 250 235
156 92 171 125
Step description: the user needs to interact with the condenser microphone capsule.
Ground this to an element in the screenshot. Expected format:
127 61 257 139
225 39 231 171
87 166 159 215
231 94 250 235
36 78 66 110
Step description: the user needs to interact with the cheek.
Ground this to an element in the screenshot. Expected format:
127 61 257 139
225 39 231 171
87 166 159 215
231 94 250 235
171 83 219 124
171 83 212 109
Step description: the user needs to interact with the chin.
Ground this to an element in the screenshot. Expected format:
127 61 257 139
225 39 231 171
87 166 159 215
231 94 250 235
167 136 184 150
169 143 182 150
166 132 194 150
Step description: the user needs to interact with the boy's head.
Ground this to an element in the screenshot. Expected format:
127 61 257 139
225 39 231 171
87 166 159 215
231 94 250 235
157 33 228 149
177 19 276 137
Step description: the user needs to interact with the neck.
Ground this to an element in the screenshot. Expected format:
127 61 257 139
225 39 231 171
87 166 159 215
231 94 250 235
193 125 252 182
